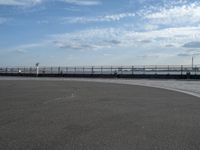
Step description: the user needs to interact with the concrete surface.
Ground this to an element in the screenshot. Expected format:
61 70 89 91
0 79 200 150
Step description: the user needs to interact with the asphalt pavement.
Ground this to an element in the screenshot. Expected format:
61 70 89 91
0 80 200 150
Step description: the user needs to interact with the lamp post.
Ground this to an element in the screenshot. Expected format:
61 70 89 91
35 62 39 77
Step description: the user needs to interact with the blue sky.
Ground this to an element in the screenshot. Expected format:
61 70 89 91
1 0 200 66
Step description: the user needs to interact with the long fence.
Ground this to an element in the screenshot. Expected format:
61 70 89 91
0 65 200 79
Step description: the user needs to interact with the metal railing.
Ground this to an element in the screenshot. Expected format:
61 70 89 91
0 65 199 76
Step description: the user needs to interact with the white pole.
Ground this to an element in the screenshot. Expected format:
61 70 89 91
35 63 39 77
36 66 39 76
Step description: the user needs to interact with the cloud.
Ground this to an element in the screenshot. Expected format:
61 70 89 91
49 25 200 51
64 6 80 11
140 40 152 43
36 20 49 24
53 40 100 50
106 40 121 45
50 28 127 51
165 44 175 47
183 42 200 48
177 53 191 57
0 0 43 6
62 13 135 23
142 24 159 31
62 0 101 6
177 51 200 57
139 52 176 59
8 25 200 54
143 3 200 26
12 43 45 54
15 49 27 54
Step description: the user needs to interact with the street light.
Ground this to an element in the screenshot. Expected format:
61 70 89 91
35 62 39 77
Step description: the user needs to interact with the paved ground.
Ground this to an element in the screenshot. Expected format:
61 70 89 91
0 79 200 150
1 77 200 97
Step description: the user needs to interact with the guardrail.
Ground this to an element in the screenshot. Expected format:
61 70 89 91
0 65 200 79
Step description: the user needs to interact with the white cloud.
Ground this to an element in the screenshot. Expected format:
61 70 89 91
62 0 101 6
0 0 42 6
131 26 200 47
15 49 27 54
102 13 135 22
36 20 49 24
0 0 100 6
12 43 46 54
6 25 200 65
8 25 200 55
62 13 135 23
183 42 200 48
144 3 200 26
142 24 159 31
50 28 124 50
49 26 200 51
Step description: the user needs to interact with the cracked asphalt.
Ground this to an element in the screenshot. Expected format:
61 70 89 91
0 80 200 150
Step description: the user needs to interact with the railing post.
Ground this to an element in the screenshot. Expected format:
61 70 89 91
29 67 32 74
195 65 197 76
181 65 183 76
168 65 170 75
50 67 52 74
66 67 68 74
58 67 60 74
155 66 157 75
60 67 63 75
132 66 134 75
74 67 76 74
43 67 46 74
111 66 112 75
91 66 94 75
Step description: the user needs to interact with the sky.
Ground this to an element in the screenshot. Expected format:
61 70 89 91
0 0 200 66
